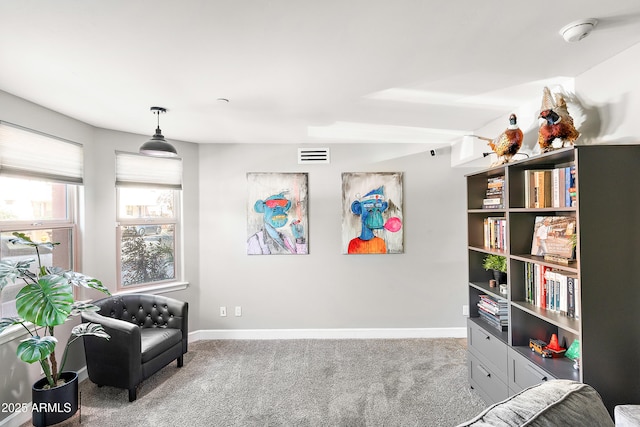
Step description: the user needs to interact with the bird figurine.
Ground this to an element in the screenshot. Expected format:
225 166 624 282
538 86 580 152
476 113 524 166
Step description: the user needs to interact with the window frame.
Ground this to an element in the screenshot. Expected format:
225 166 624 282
0 179 79 319
115 185 183 292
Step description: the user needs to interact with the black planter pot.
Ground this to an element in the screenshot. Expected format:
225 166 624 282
32 371 78 427
492 270 507 285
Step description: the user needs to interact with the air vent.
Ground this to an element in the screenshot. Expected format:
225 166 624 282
298 148 330 164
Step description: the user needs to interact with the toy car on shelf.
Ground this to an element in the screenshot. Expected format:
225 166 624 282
529 338 566 358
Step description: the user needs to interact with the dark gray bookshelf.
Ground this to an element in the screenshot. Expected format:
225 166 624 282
465 145 640 413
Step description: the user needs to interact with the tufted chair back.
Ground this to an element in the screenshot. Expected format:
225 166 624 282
96 294 185 330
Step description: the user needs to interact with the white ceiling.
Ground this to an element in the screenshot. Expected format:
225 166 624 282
2 1 640 147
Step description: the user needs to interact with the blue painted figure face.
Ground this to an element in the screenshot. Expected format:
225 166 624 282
265 198 289 228
361 199 387 229
254 194 292 229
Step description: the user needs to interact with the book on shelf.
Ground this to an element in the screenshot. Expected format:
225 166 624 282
477 294 507 331
487 176 505 187
543 253 575 265
523 262 579 318
483 176 504 209
530 216 576 259
568 275 580 319
551 168 566 208
483 216 506 250
568 164 577 207
534 170 551 208
523 169 551 208
482 198 503 209
524 164 575 208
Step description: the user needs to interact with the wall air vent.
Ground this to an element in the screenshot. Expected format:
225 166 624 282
298 148 330 164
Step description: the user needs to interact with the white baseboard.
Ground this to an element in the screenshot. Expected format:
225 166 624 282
189 327 466 342
0 367 87 427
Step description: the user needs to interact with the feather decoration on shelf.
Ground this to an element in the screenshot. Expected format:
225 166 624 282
538 86 580 152
475 113 524 166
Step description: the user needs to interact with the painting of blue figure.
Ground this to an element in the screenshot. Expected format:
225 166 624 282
341 172 403 254
247 172 309 255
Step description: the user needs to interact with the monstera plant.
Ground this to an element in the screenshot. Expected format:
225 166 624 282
0 232 111 388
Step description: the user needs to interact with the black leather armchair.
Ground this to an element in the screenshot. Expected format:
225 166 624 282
81 293 188 402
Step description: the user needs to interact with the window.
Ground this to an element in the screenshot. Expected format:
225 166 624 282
0 224 74 318
115 152 182 289
0 121 82 318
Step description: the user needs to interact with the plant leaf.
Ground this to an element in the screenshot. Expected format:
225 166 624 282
16 275 73 327
9 232 59 250
0 259 35 291
49 268 111 296
71 322 110 340
0 317 25 334
17 335 57 363
69 300 100 316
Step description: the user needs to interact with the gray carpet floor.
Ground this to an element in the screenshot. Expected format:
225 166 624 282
24 338 486 427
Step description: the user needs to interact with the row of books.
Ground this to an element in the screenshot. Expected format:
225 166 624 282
477 294 508 331
524 164 576 209
524 262 580 319
483 216 506 250
483 175 505 209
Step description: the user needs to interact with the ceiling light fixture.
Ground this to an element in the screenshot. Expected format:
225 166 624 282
139 106 178 157
560 19 597 43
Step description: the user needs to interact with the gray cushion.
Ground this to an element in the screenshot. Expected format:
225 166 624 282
457 380 614 427
615 405 640 427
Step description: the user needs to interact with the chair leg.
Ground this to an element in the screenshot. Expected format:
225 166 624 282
128 387 137 402
177 355 184 367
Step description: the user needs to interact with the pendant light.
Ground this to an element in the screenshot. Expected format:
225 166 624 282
139 106 178 157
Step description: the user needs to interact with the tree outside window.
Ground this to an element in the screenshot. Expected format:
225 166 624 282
116 187 179 288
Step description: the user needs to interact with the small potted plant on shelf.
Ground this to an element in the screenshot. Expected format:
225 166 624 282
0 232 111 427
482 254 507 285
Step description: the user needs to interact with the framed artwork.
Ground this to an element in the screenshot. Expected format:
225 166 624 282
247 172 308 255
341 172 403 254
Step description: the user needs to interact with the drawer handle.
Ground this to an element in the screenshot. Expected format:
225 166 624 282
482 332 491 341
477 365 491 378
526 364 548 382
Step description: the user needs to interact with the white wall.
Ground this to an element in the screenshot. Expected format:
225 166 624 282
197 143 470 334
574 42 640 144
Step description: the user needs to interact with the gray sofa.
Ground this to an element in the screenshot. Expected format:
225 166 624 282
457 380 614 427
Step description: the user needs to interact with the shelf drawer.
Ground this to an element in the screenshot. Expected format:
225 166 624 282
468 318 508 381
508 347 556 393
469 351 509 404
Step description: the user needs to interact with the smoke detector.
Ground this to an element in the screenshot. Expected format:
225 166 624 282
560 19 597 43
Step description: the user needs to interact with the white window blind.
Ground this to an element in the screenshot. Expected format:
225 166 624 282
0 121 83 184
116 151 182 189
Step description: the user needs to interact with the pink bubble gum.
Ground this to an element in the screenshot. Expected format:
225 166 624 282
384 217 402 232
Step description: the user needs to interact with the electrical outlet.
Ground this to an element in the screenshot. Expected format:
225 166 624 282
462 305 469 316
235 306 242 317
220 306 227 317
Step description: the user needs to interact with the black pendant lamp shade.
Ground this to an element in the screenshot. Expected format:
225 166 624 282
139 106 178 157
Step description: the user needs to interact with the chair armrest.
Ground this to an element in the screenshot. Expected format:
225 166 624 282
165 299 188 351
81 311 142 389
83 310 139 335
